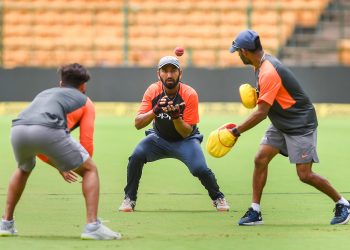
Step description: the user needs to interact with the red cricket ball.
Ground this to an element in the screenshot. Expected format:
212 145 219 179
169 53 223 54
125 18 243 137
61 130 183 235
174 47 184 57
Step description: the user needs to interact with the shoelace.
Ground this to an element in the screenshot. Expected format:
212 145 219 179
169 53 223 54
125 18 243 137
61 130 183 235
243 208 255 217
123 199 135 207
218 198 225 205
214 198 225 207
1 220 14 230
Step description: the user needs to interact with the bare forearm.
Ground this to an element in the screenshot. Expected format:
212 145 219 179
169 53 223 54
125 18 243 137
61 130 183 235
237 111 267 134
172 118 193 138
134 111 155 130
237 102 270 134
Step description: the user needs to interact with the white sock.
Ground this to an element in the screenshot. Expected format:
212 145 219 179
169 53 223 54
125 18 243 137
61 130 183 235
251 203 260 212
85 220 101 232
336 197 349 206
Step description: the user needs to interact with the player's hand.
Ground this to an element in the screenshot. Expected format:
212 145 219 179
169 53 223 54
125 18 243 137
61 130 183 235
223 123 240 137
165 101 186 120
152 96 170 115
59 170 79 183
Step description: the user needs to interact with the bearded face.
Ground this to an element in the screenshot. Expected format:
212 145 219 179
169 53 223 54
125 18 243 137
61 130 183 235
238 49 253 65
158 65 181 89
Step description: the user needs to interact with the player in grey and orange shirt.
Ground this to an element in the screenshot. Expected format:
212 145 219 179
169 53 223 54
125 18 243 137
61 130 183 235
228 30 349 226
0 63 120 240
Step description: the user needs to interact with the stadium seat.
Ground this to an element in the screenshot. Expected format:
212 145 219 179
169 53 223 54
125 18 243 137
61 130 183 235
338 39 350 65
1 0 332 67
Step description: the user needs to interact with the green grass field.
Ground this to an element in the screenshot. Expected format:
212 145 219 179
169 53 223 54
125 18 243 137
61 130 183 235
0 113 350 250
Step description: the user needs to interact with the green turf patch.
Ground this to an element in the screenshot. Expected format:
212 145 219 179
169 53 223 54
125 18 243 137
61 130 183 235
0 114 349 250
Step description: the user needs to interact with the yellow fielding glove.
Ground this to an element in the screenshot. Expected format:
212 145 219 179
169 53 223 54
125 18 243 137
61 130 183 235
206 123 239 158
239 83 258 109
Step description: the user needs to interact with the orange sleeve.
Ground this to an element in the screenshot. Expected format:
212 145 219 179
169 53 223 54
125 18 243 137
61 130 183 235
257 62 282 106
257 61 296 109
182 88 199 125
137 83 161 115
37 154 50 164
78 98 95 156
67 97 95 157
138 91 153 114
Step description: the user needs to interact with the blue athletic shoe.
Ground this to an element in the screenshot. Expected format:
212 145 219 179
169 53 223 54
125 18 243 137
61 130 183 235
330 202 350 225
238 207 263 226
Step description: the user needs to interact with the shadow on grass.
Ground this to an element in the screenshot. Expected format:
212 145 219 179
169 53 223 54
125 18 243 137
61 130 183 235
16 235 81 240
133 210 217 213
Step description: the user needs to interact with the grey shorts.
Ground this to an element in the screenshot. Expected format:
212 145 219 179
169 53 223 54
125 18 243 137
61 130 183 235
260 124 319 164
11 125 89 172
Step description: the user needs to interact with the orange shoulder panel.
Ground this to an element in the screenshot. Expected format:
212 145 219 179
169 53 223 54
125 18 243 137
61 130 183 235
67 97 95 157
257 61 296 109
138 82 163 115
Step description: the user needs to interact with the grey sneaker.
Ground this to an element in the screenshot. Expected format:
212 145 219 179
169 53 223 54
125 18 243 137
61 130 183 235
0 218 18 236
119 197 136 212
213 197 230 212
81 220 121 240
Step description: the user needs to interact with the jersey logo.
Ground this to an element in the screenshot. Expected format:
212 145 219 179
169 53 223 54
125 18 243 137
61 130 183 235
301 153 309 159
156 113 172 120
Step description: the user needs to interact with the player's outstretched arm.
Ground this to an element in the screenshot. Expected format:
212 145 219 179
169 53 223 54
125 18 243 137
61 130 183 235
236 101 270 134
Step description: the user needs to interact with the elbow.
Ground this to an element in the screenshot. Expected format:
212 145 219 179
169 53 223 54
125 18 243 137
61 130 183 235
181 127 194 138
261 113 268 121
134 118 144 130
135 124 142 130
134 121 142 130
256 110 268 121
181 132 192 139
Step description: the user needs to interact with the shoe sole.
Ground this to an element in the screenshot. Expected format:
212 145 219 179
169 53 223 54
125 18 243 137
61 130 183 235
238 221 264 226
0 231 17 237
331 211 350 225
216 208 230 212
81 234 121 240
119 208 134 212
81 235 98 240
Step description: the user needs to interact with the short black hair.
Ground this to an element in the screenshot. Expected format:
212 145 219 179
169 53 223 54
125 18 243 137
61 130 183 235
58 63 90 88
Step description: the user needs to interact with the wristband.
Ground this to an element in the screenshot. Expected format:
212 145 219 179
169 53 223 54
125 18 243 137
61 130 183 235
231 127 241 137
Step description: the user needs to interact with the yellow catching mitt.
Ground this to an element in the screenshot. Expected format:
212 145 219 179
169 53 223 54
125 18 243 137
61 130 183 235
206 123 239 158
239 83 258 109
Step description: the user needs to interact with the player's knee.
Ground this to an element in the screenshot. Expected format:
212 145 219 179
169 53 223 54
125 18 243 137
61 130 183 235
297 164 314 183
129 148 147 164
191 167 208 177
254 154 268 168
76 158 97 176
297 171 312 183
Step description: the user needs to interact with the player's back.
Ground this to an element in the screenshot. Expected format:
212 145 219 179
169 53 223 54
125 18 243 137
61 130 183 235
12 87 87 129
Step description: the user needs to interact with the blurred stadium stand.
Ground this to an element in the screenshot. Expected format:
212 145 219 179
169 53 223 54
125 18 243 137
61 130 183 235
281 0 350 65
0 0 349 68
